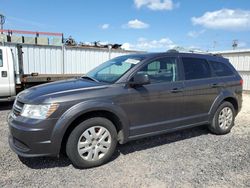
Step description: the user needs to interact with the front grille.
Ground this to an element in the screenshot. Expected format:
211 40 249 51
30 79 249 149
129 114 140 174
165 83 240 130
12 100 24 117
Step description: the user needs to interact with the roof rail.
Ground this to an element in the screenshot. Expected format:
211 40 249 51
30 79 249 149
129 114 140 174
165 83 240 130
166 49 179 53
166 49 223 57
182 50 223 57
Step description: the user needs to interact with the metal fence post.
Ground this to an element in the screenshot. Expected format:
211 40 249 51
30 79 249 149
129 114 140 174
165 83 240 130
108 45 112 60
62 44 65 74
0 35 4 46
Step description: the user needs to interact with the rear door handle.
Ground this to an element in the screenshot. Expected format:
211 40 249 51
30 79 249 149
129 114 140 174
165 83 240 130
171 88 183 93
211 83 223 88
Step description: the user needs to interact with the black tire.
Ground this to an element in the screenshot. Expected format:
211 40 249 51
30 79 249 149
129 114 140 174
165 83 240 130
208 101 236 135
66 117 117 168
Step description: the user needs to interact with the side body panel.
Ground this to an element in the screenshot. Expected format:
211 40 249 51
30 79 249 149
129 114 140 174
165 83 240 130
180 54 242 125
126 81 185 137
181 77 219 124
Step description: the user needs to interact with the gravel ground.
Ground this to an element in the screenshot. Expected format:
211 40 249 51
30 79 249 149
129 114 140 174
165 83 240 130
0 95 249 188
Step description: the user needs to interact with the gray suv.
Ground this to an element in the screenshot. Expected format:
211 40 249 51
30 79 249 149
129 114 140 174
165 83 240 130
8 52 243 168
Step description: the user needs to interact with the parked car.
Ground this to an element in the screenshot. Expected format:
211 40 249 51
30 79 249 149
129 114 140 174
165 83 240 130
8 51 243 168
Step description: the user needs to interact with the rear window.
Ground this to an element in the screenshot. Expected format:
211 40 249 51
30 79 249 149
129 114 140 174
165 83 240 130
0 49 3 67
210 61 234 77
182 57 211 80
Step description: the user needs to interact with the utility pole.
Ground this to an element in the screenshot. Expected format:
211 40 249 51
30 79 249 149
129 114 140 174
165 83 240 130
232 40 238 50
0 14 5 34
213 41 217 50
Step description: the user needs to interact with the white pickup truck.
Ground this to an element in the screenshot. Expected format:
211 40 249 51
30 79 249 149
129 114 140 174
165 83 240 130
0 45 78 101
0 44 94 102
0 44 133 101
0 46 16 100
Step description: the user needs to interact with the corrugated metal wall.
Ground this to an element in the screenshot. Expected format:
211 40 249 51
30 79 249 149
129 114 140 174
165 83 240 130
6 43 134 75
218 51 250 90
63 47 132 74
7 43 249 90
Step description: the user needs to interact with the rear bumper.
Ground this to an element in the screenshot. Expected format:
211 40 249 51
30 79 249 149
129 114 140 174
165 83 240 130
8 113 59 157
238 95 243 113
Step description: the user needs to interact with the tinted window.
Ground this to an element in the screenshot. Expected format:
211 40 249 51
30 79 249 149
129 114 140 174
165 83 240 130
136 57 178 83
210 61 234 77
0 49 3 67
182 58 211 80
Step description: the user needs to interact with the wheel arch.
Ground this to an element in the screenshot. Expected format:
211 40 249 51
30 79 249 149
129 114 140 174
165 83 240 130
50 101 130 156
209 91 239 122
223 97 238 113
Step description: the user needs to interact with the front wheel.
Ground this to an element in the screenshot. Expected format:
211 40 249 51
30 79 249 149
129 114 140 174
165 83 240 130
66 117 117 168
208 102 236 135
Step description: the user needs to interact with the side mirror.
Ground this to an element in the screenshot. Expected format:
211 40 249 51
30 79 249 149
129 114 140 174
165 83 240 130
130 74 150 86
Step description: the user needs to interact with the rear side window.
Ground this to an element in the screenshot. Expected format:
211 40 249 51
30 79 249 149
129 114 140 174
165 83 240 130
182 57 211 80
0 49 3 67
210 61 234 77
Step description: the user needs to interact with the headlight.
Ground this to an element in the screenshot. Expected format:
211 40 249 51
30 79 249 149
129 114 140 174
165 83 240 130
21 104 59 119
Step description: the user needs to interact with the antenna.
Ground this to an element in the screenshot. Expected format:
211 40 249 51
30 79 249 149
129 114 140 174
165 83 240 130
0 14 5 34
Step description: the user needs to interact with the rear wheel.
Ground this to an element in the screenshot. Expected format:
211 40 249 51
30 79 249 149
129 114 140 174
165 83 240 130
208 102 236 135
66 117 117 168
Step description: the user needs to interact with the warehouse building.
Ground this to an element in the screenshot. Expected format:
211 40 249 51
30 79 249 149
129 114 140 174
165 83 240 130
214 49 250 91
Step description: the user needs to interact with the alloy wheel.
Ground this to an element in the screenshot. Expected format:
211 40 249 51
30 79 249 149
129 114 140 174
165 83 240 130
77 126 111 161
218 107 233 130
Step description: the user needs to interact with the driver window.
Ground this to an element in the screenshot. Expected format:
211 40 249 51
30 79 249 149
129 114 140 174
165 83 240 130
137 57 178 83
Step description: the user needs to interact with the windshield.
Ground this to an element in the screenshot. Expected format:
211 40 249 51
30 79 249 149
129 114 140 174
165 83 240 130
85 55 143 83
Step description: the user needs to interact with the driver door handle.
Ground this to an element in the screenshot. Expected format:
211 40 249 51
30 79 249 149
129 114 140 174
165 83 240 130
171 88 183 93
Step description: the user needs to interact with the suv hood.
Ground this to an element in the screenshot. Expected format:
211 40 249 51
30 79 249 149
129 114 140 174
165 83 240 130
17 78 107 103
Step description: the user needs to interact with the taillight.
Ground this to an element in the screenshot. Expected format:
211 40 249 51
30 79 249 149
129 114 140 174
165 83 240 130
240 79 243 86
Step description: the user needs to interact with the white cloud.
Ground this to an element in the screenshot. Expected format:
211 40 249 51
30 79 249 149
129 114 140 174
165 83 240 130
134 0 177 10
125 19 149 29
192 9 250 31
100 24 109 29
121 43 132 50
187 29 206 38
122 37 176 51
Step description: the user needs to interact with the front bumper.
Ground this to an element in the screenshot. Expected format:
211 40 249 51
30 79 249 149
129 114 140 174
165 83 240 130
8 113 59 157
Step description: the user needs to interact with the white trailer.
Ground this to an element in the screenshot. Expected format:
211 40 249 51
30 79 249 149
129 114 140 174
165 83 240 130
0 43 135 101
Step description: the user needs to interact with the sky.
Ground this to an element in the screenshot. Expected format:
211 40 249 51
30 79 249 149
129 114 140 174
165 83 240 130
1 0 250 52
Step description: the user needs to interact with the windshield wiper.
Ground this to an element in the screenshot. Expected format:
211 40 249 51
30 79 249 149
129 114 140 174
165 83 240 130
81 76 99 82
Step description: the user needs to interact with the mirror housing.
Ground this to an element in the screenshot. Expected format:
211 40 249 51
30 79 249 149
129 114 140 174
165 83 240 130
130 74 150 86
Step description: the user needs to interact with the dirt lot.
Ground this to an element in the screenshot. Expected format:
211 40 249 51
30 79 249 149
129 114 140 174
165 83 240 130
0 95 249 188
